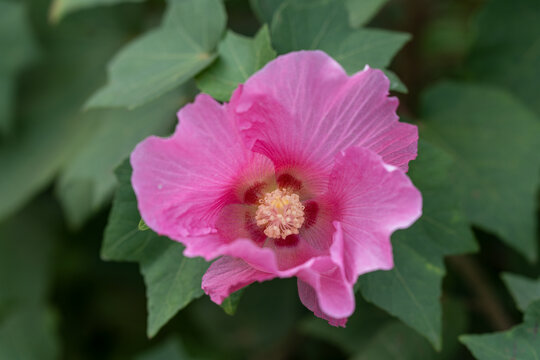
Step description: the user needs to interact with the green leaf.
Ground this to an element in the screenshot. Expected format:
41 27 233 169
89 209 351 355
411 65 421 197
86 0 226 109
135 338 191 360
220 289 244 316
249 0 286 24
461 300 540 360
353 299 468 360
0 6 138 222
467 0 540 117
139 218 150 231
356 141 478 350
301 296 468 359
299 297 392 354
0 2 37 74
56 86 192 228
0 199 61 360
420 82 540 261
345 0 388 27
502 273 540 312
102 161 209 337
49 0 144 23
352 322 437 360
332 30 410 81
0 2 37 134
250 0 389 28
0 306 59 360
270 0 409 91
196 26 276 102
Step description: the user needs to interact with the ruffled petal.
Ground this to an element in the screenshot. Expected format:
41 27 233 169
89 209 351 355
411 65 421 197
202 256 275 304
326 146 422 283
295 221 355 320
231 50 417 185
199 223 355 323
322 69 418 172
297 280 347 327
131 94 273 249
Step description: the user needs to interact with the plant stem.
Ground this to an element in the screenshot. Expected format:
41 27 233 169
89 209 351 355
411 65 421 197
448 255 514 330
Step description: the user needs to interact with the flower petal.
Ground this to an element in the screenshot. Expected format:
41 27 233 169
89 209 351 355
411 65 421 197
297 279 347 327
231 50 417 185
202 256 275 304
131 93 273 247
200 223 355 322
326 146 422 283
295 221 355 320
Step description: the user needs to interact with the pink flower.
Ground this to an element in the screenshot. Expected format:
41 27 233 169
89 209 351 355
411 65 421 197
131 51 422 326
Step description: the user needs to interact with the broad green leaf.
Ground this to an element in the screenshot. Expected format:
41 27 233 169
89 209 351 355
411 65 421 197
356 141 478 350
345 0 388 27
196 26 276 101
249 0 285 24
135 338 191 360
461 300 540 360
102 161 209 337
0 306 59 360
250 0 389 28
86 0 226 109
468 0 540 117
49 0 143 23
502 273 540 312
56 87 192 228
0 6 138 221
420 82 540 261
270 0 409 91
0 2 37 134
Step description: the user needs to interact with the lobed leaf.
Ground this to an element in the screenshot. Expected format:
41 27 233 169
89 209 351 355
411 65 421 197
102 161 209 337
502 273 540 313
421 82 540 261
345 0 389 27
461 300 540 360
467 0 540 118
57 86 193 228
86 0 226 109
270 0 409 91
196 26 276 102
356 141 478 350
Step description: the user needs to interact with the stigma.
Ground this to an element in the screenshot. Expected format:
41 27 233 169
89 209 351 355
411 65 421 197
255 189 305 239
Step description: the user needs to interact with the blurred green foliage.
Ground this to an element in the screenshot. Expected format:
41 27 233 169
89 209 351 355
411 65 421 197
0 0 539 359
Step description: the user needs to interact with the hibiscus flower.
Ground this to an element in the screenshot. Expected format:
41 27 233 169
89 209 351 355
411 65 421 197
131 50 422 326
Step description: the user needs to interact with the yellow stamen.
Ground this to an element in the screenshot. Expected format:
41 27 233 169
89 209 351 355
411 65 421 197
255 189 305 239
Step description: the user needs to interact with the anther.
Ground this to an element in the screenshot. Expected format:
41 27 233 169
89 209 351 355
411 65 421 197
255 189 305 239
